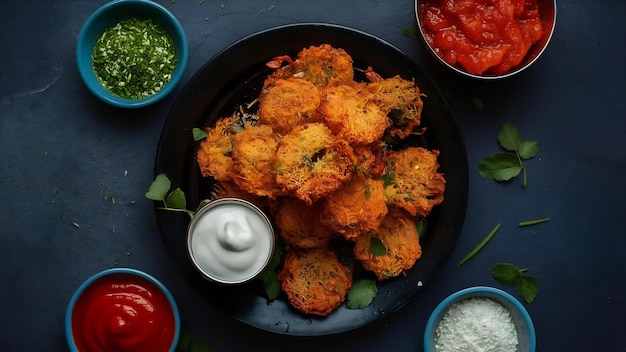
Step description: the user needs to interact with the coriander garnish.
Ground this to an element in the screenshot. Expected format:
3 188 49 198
92 17 177 99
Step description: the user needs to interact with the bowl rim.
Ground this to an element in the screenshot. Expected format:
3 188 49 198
186 197 277 285
65 267 181 352
414 0 558 80
424 286 536 351
76 0 188 108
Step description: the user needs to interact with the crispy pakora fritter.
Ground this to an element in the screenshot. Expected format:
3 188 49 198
365 67 424 140
383 147 446 217
270 197 336 249
196 115 239 181
320 173 388 240
318 84 391 145
274 123 355 205
230 125 285 198
278 248 352 316
264 44 354 88
258 77 321 135
353 208 422 281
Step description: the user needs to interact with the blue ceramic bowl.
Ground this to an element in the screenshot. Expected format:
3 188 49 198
76 0 188 108
65 268 180 352
424 286 536 352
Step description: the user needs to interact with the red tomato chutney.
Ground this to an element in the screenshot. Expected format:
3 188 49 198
71 273 176 352
418 0 544 75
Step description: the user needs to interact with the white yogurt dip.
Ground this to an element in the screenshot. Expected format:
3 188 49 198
187 198 274 284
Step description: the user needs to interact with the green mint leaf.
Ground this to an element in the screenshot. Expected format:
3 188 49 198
517 140 539 160
370 236 387 256
346 279 377 309
193 127 208 141
478 153 522 181
498 123 522 151
472 97 484 110
492 263 522 286
262 272 281 301
403 26 420 40
517 275 539 303
166 188 187 210
416 217 428 237
145 174 171 201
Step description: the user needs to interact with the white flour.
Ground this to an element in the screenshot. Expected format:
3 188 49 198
434 297 518 352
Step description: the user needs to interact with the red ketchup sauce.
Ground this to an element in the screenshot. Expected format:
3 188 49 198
71 273 176 352
418 0 544 75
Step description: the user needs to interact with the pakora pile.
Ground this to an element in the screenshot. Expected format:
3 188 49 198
196 44 446 316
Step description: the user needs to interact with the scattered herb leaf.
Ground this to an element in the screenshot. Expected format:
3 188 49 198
259 247 282 301
492 263 538 303
145 174 195 218
370 236 387 256
478 123 539 187
416 217 428 237
192 128 207 141
472 97 484 110
458 223 501 265
403 26 420 40
518 217 551 227
346 279 377 309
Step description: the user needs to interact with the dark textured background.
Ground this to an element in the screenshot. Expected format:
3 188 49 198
1 1 625 351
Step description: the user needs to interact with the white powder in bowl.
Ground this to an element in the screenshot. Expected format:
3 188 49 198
434 297 518 352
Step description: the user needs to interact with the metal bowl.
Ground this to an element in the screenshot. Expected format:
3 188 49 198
415 0 557 79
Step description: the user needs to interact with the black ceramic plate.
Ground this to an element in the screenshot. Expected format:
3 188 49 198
154 23 468 336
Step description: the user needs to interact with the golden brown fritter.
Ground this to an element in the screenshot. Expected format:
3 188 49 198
320 173 388 240
278 248 352 316
353 208 422 280
230 125 285 198
318 84 391 145
196 115 239 181
382 147 446 217
365 67 424 139
270 197 336 249
258 77 321 135
274 123 355 205
294 44 355 86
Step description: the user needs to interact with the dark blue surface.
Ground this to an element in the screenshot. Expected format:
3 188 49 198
1 1 625 351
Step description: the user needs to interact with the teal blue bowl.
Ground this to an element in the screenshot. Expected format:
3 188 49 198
65 268 180 352
424 286 536 352
76 0 188 108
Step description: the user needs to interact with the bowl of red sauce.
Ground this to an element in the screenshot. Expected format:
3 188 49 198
415 0 557 79
65 268 180 352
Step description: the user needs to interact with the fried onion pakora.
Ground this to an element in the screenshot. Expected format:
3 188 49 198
230 124 285 198
258 77 321 135
365 67 425 140
353 208 422 281
274 123 355 205
318 84 391 145
320 173 388 240
196 115 240 181
270 197 335 249
278 247 352 316
383 147 446 217
265 44 355 88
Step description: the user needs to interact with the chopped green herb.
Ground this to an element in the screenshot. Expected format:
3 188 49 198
346 279 377 309
518 217 551 227
193 128 207 141
370 236 387 256
458 223 501 265
92 17 177 99
403 26 420 40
